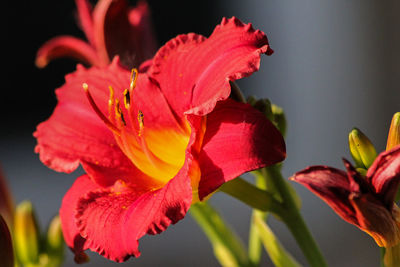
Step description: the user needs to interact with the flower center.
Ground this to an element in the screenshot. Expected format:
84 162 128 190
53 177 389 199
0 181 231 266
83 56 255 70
83 69 190 185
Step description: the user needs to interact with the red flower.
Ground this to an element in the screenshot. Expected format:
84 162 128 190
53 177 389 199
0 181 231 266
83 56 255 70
34 17 286 262
35 0 157 68
291 146 400 248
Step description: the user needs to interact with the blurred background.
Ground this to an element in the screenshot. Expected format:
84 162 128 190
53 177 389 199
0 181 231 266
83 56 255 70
3 0 400 266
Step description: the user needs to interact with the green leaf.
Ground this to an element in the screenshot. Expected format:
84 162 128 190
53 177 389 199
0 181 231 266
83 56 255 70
254 216 301 267
190 202 251 267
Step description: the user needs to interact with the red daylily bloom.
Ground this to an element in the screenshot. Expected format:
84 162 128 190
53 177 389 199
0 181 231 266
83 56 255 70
34 17 286 262
291 146 400 248
36 0 157 68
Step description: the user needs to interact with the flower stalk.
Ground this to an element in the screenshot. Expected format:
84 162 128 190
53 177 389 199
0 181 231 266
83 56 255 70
219 177 283 214
247 171 268 266
264 165 327 267
190 202 251 267
221 166 326 267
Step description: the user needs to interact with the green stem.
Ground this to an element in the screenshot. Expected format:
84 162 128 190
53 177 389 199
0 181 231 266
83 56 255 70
248 173 268 266
219 177 283 214
230 81 247 103
190 202 251 267
381 247 386 267
264 166 327 267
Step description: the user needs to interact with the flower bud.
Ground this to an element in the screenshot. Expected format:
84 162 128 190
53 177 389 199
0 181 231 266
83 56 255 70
247 97 274 121
45 215 65 266
271 104 287 137
254 98 274 121
247 97 287 137
246 95 257 106
348 128 377 169
386 112 400 151
14 201 40 265
0 214 14 267
356 167 367 176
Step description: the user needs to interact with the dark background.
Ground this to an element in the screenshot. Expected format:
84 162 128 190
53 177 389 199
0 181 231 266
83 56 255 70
3 0 400 266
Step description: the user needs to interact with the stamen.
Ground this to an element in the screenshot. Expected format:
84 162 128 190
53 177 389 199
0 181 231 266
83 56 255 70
108 86 115 119
83 83 120 135
108 86 115 105
130 68 138 92
137 110 144 136
114 99 127 126
123 89 130 109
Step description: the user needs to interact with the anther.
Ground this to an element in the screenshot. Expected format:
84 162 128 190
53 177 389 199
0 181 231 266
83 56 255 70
108 86 115 106
123 89 130 109
130 68 138 92
108 86 115 118
115 99 126 126
83 83 121 135
137 110 144 136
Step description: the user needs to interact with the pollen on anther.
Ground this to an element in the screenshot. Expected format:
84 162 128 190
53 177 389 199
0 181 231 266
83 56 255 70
137 110 144 136
82 83 89 91
115 99 126 126
130 68 138 92
123 89 130 109
138 110 144 125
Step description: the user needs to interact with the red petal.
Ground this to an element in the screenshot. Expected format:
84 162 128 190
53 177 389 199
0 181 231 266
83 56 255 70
291 166 358 225
342 158 374 194
75 0 95 46
35 36 100 68
130 74 188 133
93 0 152 67
367 145 400 207
34 59 151 187
349 193 400 247
59 175 98 263
76 153 193 262
148 17 273 117
198 99 285 199
34 59 127 173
